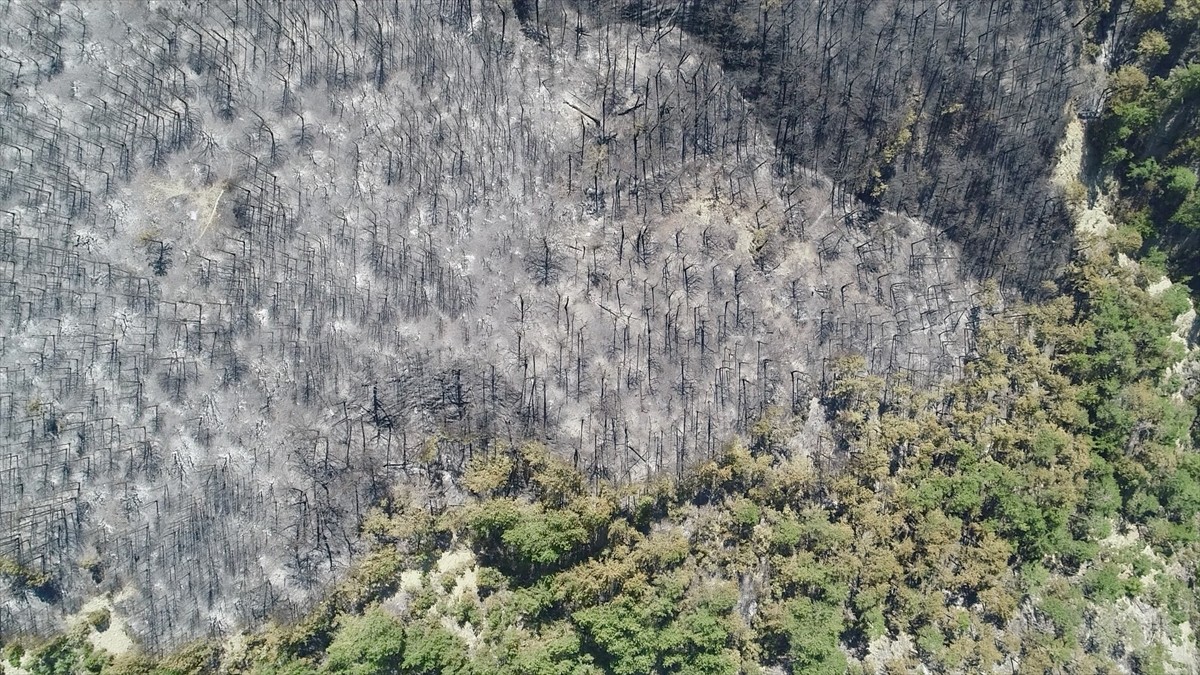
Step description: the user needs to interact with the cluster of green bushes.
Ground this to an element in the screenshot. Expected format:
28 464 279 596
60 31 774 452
1089 0 1200 280
0 557 58 599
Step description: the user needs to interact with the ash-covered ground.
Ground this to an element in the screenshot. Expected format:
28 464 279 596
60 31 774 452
0 0 1065 647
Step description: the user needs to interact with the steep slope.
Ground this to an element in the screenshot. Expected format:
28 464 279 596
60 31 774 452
1083 0 1200 288
586 0 1085 292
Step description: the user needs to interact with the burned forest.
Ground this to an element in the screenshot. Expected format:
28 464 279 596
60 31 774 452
11 1 1193 670
611 0 1083 288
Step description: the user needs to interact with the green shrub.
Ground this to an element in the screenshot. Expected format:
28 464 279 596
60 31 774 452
1164 167 1198 195
5 644 24 667
729 498 761 533
1136 30 1170 62
322 607 405 674
401 621 469 675
1081 562 1133 602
